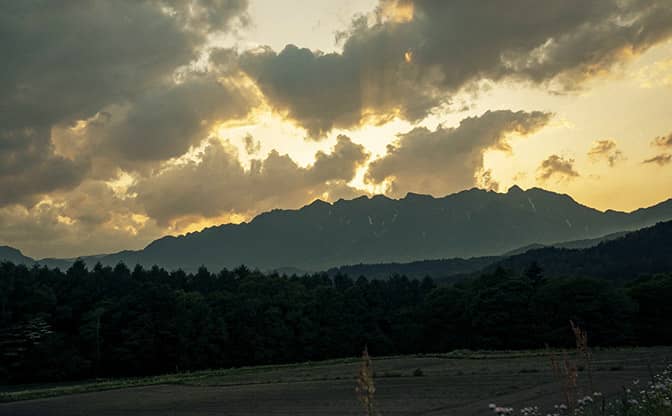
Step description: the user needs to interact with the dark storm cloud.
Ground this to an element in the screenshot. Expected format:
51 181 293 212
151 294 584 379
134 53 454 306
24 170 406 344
588 139 624 167
0 1 204 129
86 75 258 166
365 110 553 197
0 128 90 206
132 135 369 225
537 155 581 182
0 0 249 206
0 181 165 259
238 0 672 136
238 40 434 138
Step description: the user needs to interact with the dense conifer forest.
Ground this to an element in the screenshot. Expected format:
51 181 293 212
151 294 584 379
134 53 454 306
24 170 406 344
2 259 670 385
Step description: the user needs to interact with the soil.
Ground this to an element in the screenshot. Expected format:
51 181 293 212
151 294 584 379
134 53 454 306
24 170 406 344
1 347 670 415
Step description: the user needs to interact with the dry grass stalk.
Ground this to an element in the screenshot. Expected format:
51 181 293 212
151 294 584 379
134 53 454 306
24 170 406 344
549 349 578 410
570 320 594 394
356 345 377 416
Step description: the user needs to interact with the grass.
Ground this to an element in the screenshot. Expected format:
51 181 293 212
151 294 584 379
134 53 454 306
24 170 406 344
1 345 670 415
0 352 441 403
489 365 672 415
0 357 361 403
0 374 185 402
486 322 672 416
0 349 557 402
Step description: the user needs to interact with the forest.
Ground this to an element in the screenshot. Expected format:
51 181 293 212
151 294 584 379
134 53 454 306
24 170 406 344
1 259 671 385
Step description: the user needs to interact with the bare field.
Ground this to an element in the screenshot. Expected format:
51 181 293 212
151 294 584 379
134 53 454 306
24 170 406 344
1 347 671 415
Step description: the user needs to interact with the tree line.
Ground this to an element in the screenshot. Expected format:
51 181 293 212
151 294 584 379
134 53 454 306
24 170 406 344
1 260 670 384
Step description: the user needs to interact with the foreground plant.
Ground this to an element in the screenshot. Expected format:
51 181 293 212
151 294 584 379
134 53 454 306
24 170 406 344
605 367 672 416
356 345 377 416
489 364 672 416
571 320 594 394
549 349 579 411
491 321 671 416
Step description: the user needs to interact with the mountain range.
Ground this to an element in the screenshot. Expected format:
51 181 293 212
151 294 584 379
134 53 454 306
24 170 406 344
2 186 672 272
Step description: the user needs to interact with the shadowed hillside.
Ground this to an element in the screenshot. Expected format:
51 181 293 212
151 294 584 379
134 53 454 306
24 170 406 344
326 257 499 282
0 247 33 265
490 220 672 280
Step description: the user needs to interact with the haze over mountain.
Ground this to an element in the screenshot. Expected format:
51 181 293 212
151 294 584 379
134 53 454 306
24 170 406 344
489 219 672 280
501 230 631 257
317 225 644 282
5 186 670 272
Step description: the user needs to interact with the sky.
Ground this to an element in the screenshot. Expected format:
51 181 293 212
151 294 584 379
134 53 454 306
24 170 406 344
1 0 672 259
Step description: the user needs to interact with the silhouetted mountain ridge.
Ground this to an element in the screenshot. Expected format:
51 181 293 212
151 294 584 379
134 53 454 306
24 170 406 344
93 186 672 270
4 186 672 272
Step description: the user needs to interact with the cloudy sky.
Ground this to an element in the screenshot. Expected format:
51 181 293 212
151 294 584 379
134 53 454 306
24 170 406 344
2 0 672 258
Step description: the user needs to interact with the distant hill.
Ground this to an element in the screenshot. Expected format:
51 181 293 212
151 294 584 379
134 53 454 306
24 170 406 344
326 256 499 282
503 230 630 256
5 186 672 272
37 257 87 270
0 246 34 265
322 230 630 281
490 220 672 280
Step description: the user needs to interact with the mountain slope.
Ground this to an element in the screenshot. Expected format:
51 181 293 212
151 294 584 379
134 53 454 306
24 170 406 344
326 256 499 282
91 186 672 271
490 220 672 280
323 230 632 281
502 230 631 256
0 246 34 265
